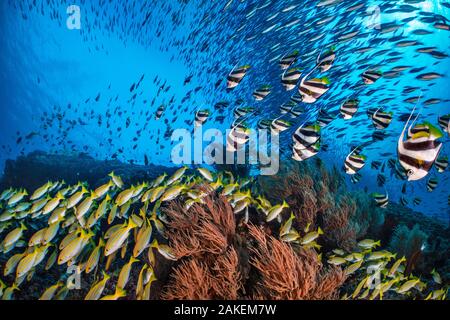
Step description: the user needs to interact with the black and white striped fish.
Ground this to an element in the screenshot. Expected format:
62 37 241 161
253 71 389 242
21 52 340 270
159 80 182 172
371 161 382 170
280 101 296 114
413 197 422 205
298 77 330 103
317 109 334 127
292 142 320 161
435 156 448 173
257 119 272 130
372 109 393 130
362 70 382 84
426 177 438 192
340 99 359 119
214 101 229 110
351 173 362 184
281 68 302 91
317 47 336 72
288 106 303 118
372 193 389 208
226 124 251 152
227 65 250 90
394 163 408 180
377 174 386 187
279 51 299 70
253 85 272 101
344 149 367 175
233 107 254 119
271 119 292 133
387 158 396 169
290 92 303 104
195 109 210 127
398 115 443 181
292 124 321 150
366 107 377 118
407 122 437 139
438 114 450 134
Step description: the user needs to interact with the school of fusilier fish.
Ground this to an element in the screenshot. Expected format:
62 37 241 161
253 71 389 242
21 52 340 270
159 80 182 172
0 168 448 300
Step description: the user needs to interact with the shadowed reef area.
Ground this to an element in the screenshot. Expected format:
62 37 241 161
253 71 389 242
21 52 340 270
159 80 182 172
0 152 449 300
0 151 177 192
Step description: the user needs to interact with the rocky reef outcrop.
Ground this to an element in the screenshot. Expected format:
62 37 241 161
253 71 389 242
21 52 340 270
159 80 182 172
0 151 176 191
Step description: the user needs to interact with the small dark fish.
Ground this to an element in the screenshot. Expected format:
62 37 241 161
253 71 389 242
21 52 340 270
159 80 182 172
371 161 382 170
416 72 444 81
426 177 438 192
377 174 386 187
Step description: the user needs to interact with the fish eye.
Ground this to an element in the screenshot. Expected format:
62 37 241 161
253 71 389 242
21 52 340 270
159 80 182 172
407 169 414 176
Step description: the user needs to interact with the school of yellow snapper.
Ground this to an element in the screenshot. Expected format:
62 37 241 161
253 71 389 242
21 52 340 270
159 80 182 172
0 167 447 300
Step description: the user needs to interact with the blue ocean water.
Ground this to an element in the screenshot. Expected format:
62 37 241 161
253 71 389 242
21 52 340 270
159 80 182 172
0 0 449 220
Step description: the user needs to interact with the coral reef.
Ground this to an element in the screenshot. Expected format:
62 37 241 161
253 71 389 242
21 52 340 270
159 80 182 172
160 189 344 300
247 224 345 300
389 224 428 274
258 159 384 250
161 190 241 300
0 152 448 300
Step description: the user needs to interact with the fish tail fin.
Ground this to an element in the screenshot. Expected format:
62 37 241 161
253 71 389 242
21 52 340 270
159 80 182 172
402 91 423 139
130 256 139 264
102 271 110 280
127 217 138 229
150 239 159 248
115 287 127 297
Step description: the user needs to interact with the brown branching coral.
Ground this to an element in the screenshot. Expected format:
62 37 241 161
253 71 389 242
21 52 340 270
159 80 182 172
162 259 213 300
209 247 242 300
309 266 346 300
259 165 321 229
258 159 384 252
248 225 345 300
161 188 242 300
160 188 347 300
258 160 343 231
322 195 357 250
163 187 235 259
